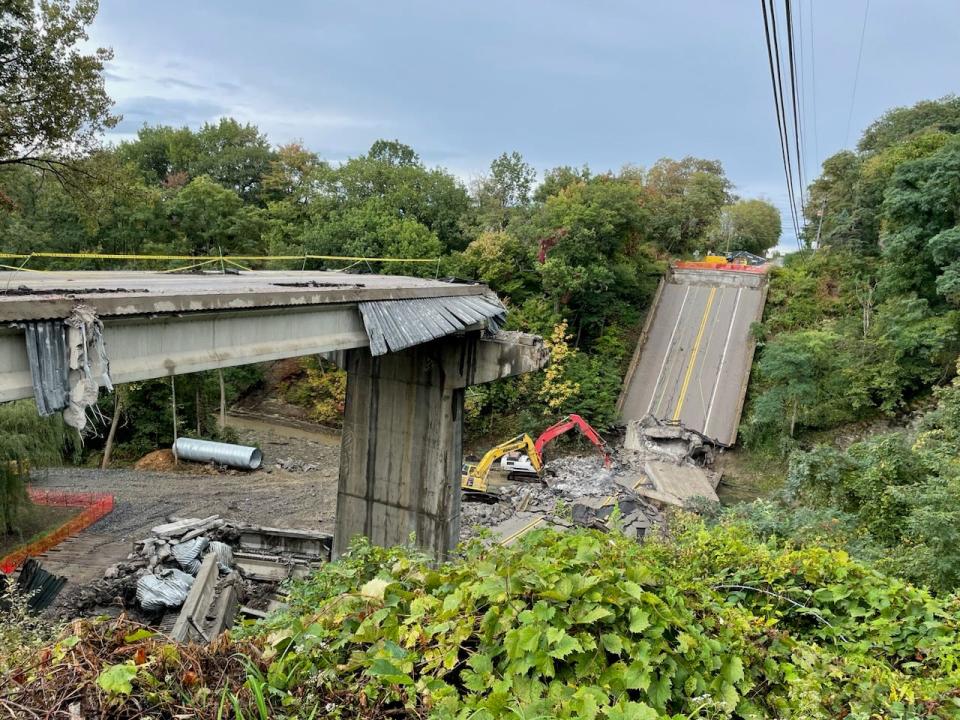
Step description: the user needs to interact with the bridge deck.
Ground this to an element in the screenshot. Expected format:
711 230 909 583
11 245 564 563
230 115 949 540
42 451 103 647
0 270 485 321
618 267 768 446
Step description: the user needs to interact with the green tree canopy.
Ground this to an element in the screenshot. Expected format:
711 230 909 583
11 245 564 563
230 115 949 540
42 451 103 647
0 0 116 178
709 198 781 256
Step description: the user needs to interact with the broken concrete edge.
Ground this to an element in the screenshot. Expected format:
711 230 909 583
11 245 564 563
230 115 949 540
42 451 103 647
616 273 667 417
489 490 665 548
170 553 218 643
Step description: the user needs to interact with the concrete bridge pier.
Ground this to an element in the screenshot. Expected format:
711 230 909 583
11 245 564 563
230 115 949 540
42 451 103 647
334 331 547 558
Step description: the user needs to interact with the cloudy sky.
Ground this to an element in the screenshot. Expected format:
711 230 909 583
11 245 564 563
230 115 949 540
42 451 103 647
89 1 959 249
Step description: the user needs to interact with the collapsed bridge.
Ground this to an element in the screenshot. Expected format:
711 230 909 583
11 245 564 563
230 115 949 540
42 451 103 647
618 261 770 446
0 270 549 557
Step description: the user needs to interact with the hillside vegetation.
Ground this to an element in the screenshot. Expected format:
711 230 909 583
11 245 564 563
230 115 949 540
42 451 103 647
5 522 960 718
728 96 960 593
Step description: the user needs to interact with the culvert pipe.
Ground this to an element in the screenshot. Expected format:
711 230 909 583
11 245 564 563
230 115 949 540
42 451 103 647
173 438 263 470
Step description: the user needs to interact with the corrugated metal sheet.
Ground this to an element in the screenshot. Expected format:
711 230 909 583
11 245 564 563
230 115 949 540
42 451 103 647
22 320 69 416
359 295 506 356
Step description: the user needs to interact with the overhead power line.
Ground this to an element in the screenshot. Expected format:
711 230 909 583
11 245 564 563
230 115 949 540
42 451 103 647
760 0 803 251
785 0 806 212
844 0 871 147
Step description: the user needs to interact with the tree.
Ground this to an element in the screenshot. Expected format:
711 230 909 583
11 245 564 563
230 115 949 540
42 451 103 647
880 136 960 302
191 119 274 203
643 157 732 254
0 0 116 178
168 175 266 255
472 151 537 231
803 151 863 249
745 329 849 443
708 199 781 256
116 125 199 186
858 95 960 154
534 165 590 203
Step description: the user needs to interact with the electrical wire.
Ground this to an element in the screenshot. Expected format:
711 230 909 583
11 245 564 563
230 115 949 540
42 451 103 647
761 0 803 250
844 0 871 147
785 0 806 213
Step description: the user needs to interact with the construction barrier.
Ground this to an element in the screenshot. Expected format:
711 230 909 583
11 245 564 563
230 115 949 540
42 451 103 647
0 489 114 573
673 261 768 274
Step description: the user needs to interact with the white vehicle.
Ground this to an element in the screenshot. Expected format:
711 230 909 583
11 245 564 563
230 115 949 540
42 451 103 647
499 451 538 479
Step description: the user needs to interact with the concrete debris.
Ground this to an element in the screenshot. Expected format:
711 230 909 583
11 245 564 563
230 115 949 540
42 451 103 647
461 414 724 546
151 515 221 538
624 415 717 464
273 457 320 472
62 304 112 431
58 517 331 635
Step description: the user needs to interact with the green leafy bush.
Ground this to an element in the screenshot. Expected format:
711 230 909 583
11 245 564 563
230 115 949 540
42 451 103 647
246 521 960 719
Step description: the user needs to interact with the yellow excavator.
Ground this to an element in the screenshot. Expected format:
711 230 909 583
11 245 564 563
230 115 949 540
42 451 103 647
461 433 542 498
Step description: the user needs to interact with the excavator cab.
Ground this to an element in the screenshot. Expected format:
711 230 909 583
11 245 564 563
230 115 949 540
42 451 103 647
461 433 542 499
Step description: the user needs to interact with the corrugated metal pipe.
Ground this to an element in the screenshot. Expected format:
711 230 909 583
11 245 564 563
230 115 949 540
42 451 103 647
173 438 263 470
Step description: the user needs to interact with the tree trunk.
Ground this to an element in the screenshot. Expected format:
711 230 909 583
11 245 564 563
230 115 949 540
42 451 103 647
171 376 178 466
218 369 226 431
790 397 798 438
101 389 122 469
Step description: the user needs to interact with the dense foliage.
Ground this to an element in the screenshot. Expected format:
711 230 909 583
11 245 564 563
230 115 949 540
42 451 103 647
733 96 960 594
744 96 960 447
732 362 960 593
7 522 960 718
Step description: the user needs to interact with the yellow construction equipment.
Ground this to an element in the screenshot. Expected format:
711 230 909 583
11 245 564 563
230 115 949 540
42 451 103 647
461 434 542 497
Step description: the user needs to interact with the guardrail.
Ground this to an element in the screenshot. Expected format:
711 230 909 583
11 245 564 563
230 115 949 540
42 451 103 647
0 489 114 573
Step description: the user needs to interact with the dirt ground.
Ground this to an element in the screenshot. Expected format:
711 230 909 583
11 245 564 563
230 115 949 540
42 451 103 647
30 415 341 544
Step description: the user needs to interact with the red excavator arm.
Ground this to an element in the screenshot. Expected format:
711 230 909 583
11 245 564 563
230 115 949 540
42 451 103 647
534 414 611 467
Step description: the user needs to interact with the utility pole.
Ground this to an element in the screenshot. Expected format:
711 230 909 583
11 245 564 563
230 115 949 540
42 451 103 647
813 199 827 249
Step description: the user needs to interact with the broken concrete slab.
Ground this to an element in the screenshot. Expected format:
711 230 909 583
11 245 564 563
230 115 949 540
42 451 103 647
151 516 220 538
237 524 332 558
170 553 218 642
636 460 719 507
490 513 550 546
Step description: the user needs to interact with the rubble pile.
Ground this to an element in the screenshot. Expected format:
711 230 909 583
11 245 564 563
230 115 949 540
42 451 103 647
461 416 723 545
460 456 664 543
57 516 330 628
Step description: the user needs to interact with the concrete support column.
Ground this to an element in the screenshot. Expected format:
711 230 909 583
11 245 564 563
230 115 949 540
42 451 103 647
334 331 548 558
334 340 464 557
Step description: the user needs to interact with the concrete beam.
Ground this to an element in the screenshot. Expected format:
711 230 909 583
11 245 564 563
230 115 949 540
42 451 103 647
0 305 369 403
334 331 548 558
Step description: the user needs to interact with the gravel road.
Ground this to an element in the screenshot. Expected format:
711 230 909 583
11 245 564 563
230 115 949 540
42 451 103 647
31 420 341 542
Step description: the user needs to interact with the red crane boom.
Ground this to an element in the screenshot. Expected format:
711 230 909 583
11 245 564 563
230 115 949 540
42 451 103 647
533 414 611 467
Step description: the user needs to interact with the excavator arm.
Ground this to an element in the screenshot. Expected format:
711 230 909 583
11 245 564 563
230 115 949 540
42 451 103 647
534 414 611 467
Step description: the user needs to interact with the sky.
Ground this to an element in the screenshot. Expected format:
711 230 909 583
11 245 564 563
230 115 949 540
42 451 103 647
88 0 960 252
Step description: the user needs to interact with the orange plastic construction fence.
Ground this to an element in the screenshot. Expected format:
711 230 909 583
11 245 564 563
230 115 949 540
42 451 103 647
672 261 768 274
0 489 114 573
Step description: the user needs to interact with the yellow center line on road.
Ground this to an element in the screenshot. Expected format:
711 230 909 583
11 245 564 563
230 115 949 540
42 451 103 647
672 286 717 421
498 516 546 546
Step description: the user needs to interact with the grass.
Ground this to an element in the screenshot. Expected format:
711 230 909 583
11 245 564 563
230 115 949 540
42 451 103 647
0 502 80 557
715 447 788 505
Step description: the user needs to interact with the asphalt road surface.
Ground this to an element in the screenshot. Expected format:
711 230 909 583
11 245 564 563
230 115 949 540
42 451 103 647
619 269 767 445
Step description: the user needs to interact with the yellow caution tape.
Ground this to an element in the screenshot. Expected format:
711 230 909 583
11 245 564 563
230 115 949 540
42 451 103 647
0 252 439 263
